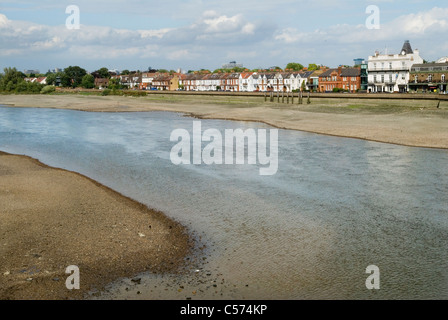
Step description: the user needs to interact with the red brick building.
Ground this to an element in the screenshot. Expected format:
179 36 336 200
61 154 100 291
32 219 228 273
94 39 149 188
319 66 361 93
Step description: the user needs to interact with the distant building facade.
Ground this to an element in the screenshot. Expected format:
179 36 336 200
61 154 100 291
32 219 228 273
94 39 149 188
409 62 448 93
222 61 243 69
367 40 424 93
319 66 361 93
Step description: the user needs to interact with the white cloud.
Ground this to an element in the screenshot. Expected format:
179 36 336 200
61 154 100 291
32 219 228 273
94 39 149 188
275 7 448 45
1 5 448 70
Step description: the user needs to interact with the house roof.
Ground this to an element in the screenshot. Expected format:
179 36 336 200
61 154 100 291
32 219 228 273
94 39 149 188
298 71 314 78
319 68 360 78
401 40 413 55
240 72 253 79
410 62 448 71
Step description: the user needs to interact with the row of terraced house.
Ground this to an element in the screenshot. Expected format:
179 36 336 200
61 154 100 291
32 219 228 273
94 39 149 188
109 69 364 93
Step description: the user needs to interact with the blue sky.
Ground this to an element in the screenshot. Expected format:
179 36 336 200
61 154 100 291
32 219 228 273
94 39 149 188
1 0 448 73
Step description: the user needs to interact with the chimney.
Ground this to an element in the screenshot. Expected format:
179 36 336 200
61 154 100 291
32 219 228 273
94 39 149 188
338 66 342 76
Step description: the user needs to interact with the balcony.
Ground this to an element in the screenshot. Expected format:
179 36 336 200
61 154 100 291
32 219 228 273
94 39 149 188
368 67 409 72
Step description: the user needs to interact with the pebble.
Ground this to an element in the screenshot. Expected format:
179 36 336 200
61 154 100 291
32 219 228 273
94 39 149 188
131 277 141 284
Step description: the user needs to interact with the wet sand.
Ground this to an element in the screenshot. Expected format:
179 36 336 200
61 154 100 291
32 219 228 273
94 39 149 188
0 151 192 300
1 94 447 149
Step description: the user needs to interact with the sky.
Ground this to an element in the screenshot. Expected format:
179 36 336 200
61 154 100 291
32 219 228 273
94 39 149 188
1 0 448 73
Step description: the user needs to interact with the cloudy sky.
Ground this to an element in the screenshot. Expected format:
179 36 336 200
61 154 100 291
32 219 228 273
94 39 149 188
1 0 448 73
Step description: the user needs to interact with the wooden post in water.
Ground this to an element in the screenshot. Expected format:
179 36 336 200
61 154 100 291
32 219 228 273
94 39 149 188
307 91 311 104
291 92 294 104
264 92 267 102
287 91 290 104
282 91 284 103
277 91 280 103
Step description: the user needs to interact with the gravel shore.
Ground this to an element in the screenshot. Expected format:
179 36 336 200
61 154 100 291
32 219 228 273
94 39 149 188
0 151 192 300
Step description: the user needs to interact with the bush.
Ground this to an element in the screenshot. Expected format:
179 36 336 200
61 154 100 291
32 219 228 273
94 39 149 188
101 89 111 96
41 85 56 94
122 90 147 97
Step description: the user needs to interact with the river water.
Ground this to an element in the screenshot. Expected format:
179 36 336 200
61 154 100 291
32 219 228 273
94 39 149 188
1 106 447 299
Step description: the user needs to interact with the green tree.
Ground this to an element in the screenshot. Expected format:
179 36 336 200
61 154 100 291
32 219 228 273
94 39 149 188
301 81 306 92
285 63 304 71
63 66 87 87
45 72 64 86
308 63 320 71
15 81 29 93
120 69 130 75
0 67 26 91
27 82 44 93
96 67 111 78
108 78 122 92
60 73 72 87
231 67 245 72
81 74 95 89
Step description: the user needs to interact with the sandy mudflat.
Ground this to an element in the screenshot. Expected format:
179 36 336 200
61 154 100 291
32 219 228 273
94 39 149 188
0 94 447 300
1 93 448 149
0 151 192 300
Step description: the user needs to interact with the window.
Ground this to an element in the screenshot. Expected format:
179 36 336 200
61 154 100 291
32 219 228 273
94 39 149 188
389 63 393 69
414 75 418 83
442 74 446 82
381 75 385 83
428 74 433 82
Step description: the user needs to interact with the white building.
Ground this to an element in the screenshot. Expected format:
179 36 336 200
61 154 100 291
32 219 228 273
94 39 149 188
367 40 424 93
